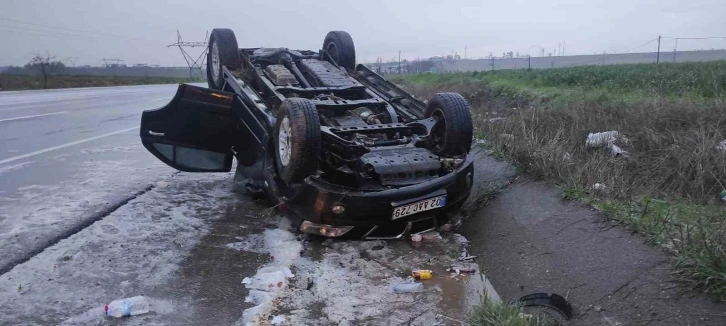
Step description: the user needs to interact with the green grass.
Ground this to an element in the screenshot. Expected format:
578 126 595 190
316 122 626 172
396 61 726 300
0 74 202 91
393 60 726 99
563 189 726 298
469 299 554 326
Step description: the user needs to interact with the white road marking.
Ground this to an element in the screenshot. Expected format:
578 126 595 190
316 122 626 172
0 111 67 123
0 126 139 165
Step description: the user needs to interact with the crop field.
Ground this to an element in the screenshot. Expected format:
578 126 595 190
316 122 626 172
401 60 726 99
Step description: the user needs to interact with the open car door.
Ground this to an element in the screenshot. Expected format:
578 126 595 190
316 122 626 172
140 84 246 172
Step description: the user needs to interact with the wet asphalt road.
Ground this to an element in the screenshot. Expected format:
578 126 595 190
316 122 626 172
0 85 179 163
0 85 186 272
0 85 273 325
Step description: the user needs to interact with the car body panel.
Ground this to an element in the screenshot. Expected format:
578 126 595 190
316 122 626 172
139 36 474 238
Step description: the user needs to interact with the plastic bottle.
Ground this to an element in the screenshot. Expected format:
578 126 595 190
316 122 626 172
392 282 424 293
104 296 150 317
448 266 477 274
720 189 726 202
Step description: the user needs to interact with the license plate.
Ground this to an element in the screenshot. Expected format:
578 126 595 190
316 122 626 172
392 195 446 220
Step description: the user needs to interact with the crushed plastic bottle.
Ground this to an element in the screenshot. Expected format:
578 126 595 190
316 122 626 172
716 140 726 152
271 315 286 325
104 296 150 317
448 266 477 274
585 131 620 148
586 131 629 156
720 189 726 202
392 282 424 293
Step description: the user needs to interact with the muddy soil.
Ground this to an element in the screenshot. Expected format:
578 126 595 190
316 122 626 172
463 170 726 325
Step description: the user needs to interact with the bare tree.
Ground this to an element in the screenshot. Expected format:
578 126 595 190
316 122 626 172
26 52 65 89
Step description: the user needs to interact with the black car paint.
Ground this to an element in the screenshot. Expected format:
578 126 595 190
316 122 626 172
140 50 473 237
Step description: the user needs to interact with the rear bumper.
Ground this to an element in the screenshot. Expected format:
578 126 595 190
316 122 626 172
281 155 474 238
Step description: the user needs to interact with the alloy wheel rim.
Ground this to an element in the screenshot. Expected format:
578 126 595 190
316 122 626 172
211 41 220 80
278 116 292 166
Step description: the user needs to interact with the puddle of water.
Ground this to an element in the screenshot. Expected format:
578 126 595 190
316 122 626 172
145 190 500 326
400 238 500 316
275 232 498 325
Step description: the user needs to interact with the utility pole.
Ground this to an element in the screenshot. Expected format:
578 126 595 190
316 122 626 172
64 57 78 67
490 56 495 71
563 41 565 56
398 50 401 74
101 58 123 76
528 55 531 69
673 38 678 62
464 45 467 59
656 35 661 63
168 30 209 79
101 58 123 67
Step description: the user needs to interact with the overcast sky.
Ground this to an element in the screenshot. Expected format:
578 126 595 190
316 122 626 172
2 0 725 67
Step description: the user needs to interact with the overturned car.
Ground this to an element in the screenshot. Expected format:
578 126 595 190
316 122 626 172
140 28 474 239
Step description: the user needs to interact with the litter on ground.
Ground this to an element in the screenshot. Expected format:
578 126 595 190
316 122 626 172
586 131 621 148
586 131 629 156
270 315 286 325
717 140 726 152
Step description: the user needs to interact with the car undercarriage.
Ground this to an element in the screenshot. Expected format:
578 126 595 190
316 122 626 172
140 29 475 238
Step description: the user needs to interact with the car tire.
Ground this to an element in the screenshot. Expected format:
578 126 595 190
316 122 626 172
207 28 241 90
424 93 473 156
322 31 356 72
274 98 321 184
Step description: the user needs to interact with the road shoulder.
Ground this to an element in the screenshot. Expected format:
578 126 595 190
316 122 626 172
463 175 726 325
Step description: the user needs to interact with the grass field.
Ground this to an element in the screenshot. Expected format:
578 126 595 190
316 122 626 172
0 74 202 91
393 61 726 300
400 61 726 99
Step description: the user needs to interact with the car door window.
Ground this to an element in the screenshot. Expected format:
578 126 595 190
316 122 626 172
176 147 227 170
151 143 228 171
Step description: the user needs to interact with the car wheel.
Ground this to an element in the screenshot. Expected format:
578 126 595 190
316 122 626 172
425 93 473 156
322 31 356 72
207 28 240 90
274 98 321 184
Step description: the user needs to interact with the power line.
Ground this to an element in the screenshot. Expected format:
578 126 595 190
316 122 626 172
619 38 660 54
576 37 660 66
0 24 165 45
661 35 726 62
0 16 166 44
0 24 115 40
662 36 726 40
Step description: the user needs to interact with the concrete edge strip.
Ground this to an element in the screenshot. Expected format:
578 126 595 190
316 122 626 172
0 184 155 277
